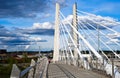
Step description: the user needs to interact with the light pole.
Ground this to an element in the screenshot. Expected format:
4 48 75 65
97 25 100 53
39 46 41 58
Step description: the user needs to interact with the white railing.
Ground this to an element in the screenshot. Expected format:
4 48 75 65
10 57 48 78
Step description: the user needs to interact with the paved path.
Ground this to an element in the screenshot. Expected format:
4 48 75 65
47 63 110 78
47 64 67 78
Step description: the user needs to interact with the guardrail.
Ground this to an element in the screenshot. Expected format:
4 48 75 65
10 57 48 78
88 58 120 78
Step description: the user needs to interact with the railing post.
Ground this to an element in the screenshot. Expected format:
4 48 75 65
28 59 36 78
111 58 114 78
42 58 48 78
34 58 42 78
10 64 20 78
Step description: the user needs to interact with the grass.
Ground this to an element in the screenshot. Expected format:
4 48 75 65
0 64 12 78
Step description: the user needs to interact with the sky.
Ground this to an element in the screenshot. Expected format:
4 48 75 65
0 0 120 51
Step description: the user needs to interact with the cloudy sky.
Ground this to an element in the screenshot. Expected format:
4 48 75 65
0 0 120 51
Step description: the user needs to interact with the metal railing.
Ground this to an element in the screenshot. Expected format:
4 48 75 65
10 57 48 78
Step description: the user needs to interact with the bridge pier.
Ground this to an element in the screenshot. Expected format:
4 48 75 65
53 3 60 62
72 3 79 66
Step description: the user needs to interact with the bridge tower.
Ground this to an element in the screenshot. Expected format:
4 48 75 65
73 3 79 65
53 3 60 62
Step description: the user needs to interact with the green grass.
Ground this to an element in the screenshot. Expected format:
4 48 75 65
0 65 12 78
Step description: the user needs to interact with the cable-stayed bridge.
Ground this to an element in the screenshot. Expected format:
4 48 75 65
10 3 120 78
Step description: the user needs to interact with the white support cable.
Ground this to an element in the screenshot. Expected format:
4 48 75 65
80 19 120 58
79 22 110 61
61 26 75 61
61 19 83 59
83 19 120 50
78 22 92 55
59 40 65 61
78 22 97 49
78 28 92 57
77 10 120 25
77 10 118 33
60 22 74 60
60 35 69 61
60 25 70 61
61 16 92 69
60 11 102 59
59 26 67 61
78 21 102 59
77 10 120 77
60 18 75 62
84 21 120 58
78 20 101 50
77 12 120 48
92 31 120 59
60 35 68 61
70 25 86 53
60 15 85 60
78 20 110 61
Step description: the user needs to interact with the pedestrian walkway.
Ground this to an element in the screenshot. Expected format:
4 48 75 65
47 63 67 78
47 63 110 78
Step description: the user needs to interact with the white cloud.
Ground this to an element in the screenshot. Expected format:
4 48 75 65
62 14 120 28
78 14 120 26
32 22 54 29
30 36 42 41
110 39 120 42
107 33 120 38
55 0 65 4
35 13 51 19
106 33 120 44
62 15 73 24
106 38 120 44
44 13 51 18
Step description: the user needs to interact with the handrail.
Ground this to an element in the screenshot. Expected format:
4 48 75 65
20 66 34 77
10 57 48 78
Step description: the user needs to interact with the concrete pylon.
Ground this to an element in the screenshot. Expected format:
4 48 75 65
73 3 79 66
53 3 60 62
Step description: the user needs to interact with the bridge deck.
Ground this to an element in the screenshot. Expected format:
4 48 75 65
47 63 110 78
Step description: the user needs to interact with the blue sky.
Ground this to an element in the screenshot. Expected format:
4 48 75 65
0 0 120 51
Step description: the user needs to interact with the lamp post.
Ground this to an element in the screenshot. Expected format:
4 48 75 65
97 25 100 53
111 53 114 78
39 46 41 58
